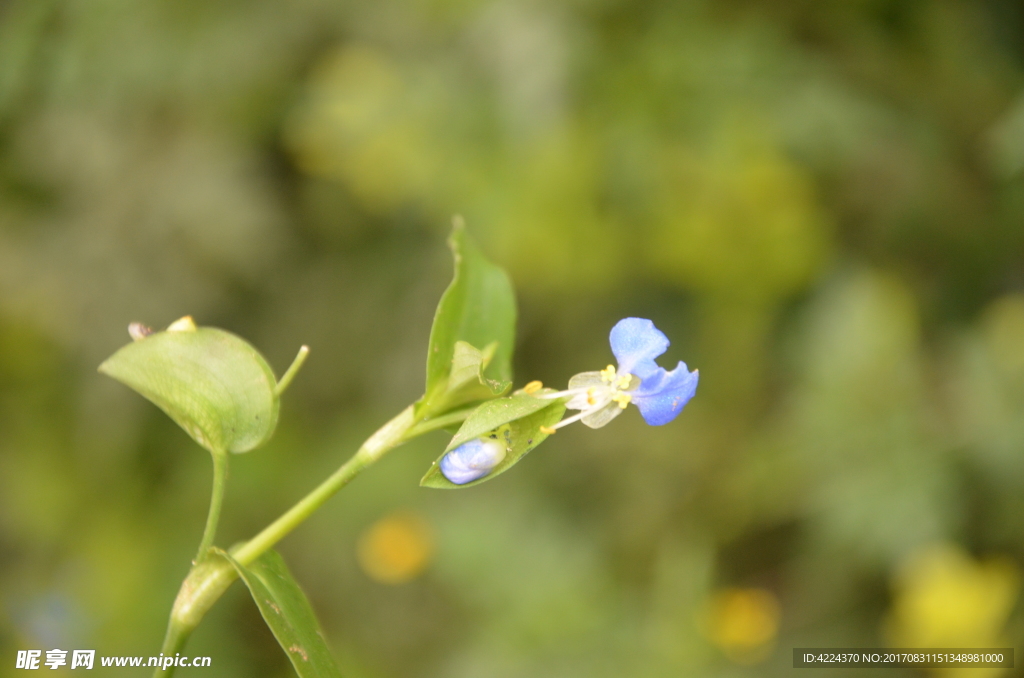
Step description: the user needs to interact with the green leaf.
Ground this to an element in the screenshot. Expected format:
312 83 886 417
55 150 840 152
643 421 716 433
420 393 567 489
217 549 343 678
98 320 279 454
421 221 516 414
432 340 511 412
441 392 561 451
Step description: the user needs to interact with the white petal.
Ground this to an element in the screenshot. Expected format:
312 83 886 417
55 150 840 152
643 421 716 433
568 371 607 389
581 401 625 428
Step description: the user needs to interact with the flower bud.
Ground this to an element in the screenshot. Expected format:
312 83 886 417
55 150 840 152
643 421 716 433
439 437 507 485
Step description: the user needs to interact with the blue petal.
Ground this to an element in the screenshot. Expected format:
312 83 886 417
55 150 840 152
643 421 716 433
439 438 506 485
609 318 670 380
631 362 698 425
609 318 698 424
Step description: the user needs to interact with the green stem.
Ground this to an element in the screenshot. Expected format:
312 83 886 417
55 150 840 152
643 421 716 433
195 450 228 563
233 404 415 565
156 404 419 676
394 403 474 440
274 345 310 397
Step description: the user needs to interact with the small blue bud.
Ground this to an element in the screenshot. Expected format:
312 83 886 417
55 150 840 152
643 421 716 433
439 437 507 485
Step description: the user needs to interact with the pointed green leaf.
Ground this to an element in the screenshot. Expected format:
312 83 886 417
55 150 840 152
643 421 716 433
421 221 516 414
99 322 279 454
420 393 566 489
442 392 563 452
218 549 343 678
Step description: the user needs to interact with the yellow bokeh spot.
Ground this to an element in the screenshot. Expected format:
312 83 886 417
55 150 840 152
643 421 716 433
357 511 434 585
885 543 1019 674
701 587 781 665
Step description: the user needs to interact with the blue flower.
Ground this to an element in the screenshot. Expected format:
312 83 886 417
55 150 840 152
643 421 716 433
439 318 696 483
610 317 699 425
439 437 507 485
538 318 698 430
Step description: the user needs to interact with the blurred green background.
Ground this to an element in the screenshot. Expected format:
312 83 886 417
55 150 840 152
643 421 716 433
3 0 1024 675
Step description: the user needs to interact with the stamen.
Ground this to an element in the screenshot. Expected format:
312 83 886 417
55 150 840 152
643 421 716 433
523 380 544 394
534 387 587 400
532 362 643 432
549 408 591 430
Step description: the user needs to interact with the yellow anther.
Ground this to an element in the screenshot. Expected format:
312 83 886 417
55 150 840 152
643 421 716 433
600 364 617 383
523 380 544 394
540 425 557 435
616 374 633 390
612 392 632 409
586 386 597 406
167 316 197 332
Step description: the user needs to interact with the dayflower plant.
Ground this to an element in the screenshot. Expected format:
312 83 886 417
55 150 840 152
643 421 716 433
438 317 698 484
99 221 699 677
